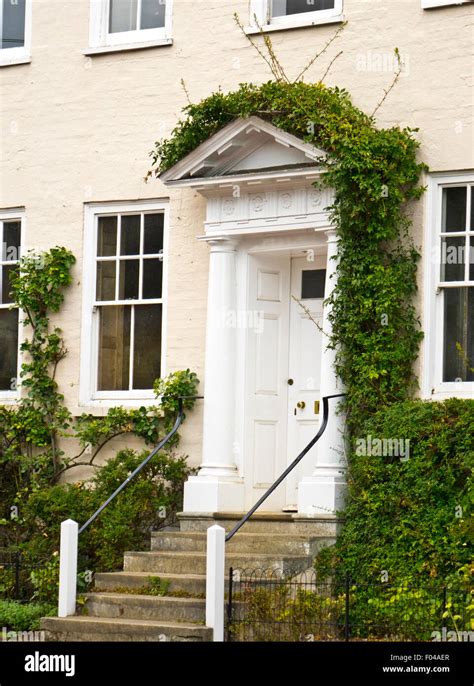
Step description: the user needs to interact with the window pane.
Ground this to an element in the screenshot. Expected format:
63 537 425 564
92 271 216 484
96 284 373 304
97 216 117 257
442 187 467 233
272 0 335 17
96 261 116 301
470 237 474 282
3 221 21 261
440 237 465 282
301 269 326 299
120 215 141 256
0 308 18 390
119 259 139 299
1 264 17 304
443 288 474 382
140 0 166 29
98 306 131 391
144 213 164 254
1 0 25 50
109 0 137 33
143 259 162 299
471 187 474 231
133 305 162 389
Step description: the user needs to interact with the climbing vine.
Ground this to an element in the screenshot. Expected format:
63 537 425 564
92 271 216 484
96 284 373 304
150 79 426 433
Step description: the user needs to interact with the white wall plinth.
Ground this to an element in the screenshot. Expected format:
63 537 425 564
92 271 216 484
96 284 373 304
183 475 245 513
297 470 346 517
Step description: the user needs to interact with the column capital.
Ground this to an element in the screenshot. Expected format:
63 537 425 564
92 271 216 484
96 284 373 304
201 236 239 253
324 228 338 244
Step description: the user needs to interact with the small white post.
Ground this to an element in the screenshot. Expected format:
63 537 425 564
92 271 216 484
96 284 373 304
206 524 225 642
58 519 78 618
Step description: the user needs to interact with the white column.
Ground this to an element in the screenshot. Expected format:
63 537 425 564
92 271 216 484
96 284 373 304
298 229 347 516
183 238 244 513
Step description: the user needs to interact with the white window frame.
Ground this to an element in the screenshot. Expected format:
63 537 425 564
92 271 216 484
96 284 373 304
248 0 344 34
0 0 32 67
80 200 169 408
422 0 472 9
87 0 173 54
422 172 474 400
0 208 24 401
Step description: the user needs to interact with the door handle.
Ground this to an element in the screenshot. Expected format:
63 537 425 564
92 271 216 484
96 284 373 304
296 401 306 410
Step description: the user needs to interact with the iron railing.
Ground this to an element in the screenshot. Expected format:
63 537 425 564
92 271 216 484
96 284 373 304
226 567 473 642
78 396 203 535
225 393 346 542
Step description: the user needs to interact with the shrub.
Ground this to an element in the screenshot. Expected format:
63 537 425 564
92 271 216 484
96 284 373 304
0 600 55 632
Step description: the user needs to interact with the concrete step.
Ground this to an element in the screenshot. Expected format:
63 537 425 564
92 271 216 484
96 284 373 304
84 593 206 623
151 531 328 556
123 551 312 575
177 512 341 538
41 616 211 642
94 571 207 596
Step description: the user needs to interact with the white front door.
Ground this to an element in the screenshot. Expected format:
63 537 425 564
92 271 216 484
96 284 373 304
285 256 325 509
243 251 325 511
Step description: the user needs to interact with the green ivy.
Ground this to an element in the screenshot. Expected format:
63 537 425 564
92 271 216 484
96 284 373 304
150 80 426 433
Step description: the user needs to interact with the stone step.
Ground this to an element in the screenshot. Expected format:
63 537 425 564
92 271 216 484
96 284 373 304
177 512 341 538
41 616 211 642
94 571 208 596
151 531 328 556
123 551 312 575
84 593 206 623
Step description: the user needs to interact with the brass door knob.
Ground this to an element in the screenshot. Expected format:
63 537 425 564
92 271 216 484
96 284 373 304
296 401 306 409
287 379 294 385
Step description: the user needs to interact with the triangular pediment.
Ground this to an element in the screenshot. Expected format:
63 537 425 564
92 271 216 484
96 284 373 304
159 116 326 186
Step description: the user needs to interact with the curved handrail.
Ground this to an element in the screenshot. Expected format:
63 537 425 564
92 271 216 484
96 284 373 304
78 396 203 535
225 392 346 543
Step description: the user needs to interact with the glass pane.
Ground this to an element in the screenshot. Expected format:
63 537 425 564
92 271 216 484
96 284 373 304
96 262 116 301
272 0 334 17
1 265 17 304
119 259 139 299
301 269 326 299
443 288 474 382
133 305 162 389
2 221 21 261
140 0 166 29
442 187 467 233
98 306 131 391
144 213 164 254
0 309 18 390
470 237 474 282
120 215 141 256
143 259 162 299
109 0 137 33
1 0 25 49
97 216 117 257
440 237 465 282
471 187 474 231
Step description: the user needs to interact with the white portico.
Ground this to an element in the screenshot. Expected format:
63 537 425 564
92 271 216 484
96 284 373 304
160 117 346 518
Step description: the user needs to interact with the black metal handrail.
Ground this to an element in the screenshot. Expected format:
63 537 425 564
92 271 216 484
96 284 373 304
78 396 203 535
225 393 346 542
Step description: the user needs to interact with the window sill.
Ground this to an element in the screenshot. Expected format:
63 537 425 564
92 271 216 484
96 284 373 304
245 15 344 35
0 55 31 68
83 39 172 56
422 0 472 8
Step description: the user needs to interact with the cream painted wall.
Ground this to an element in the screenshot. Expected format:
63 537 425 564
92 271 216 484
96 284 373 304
1 0 473 473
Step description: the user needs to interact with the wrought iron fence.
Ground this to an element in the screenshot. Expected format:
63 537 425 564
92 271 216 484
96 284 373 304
0 549 45 602
226 567 473 642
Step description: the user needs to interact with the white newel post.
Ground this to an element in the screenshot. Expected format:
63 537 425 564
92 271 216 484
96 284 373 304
298 229 347 516
183 238 244 513
58 519 78 617
206 525 226 642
